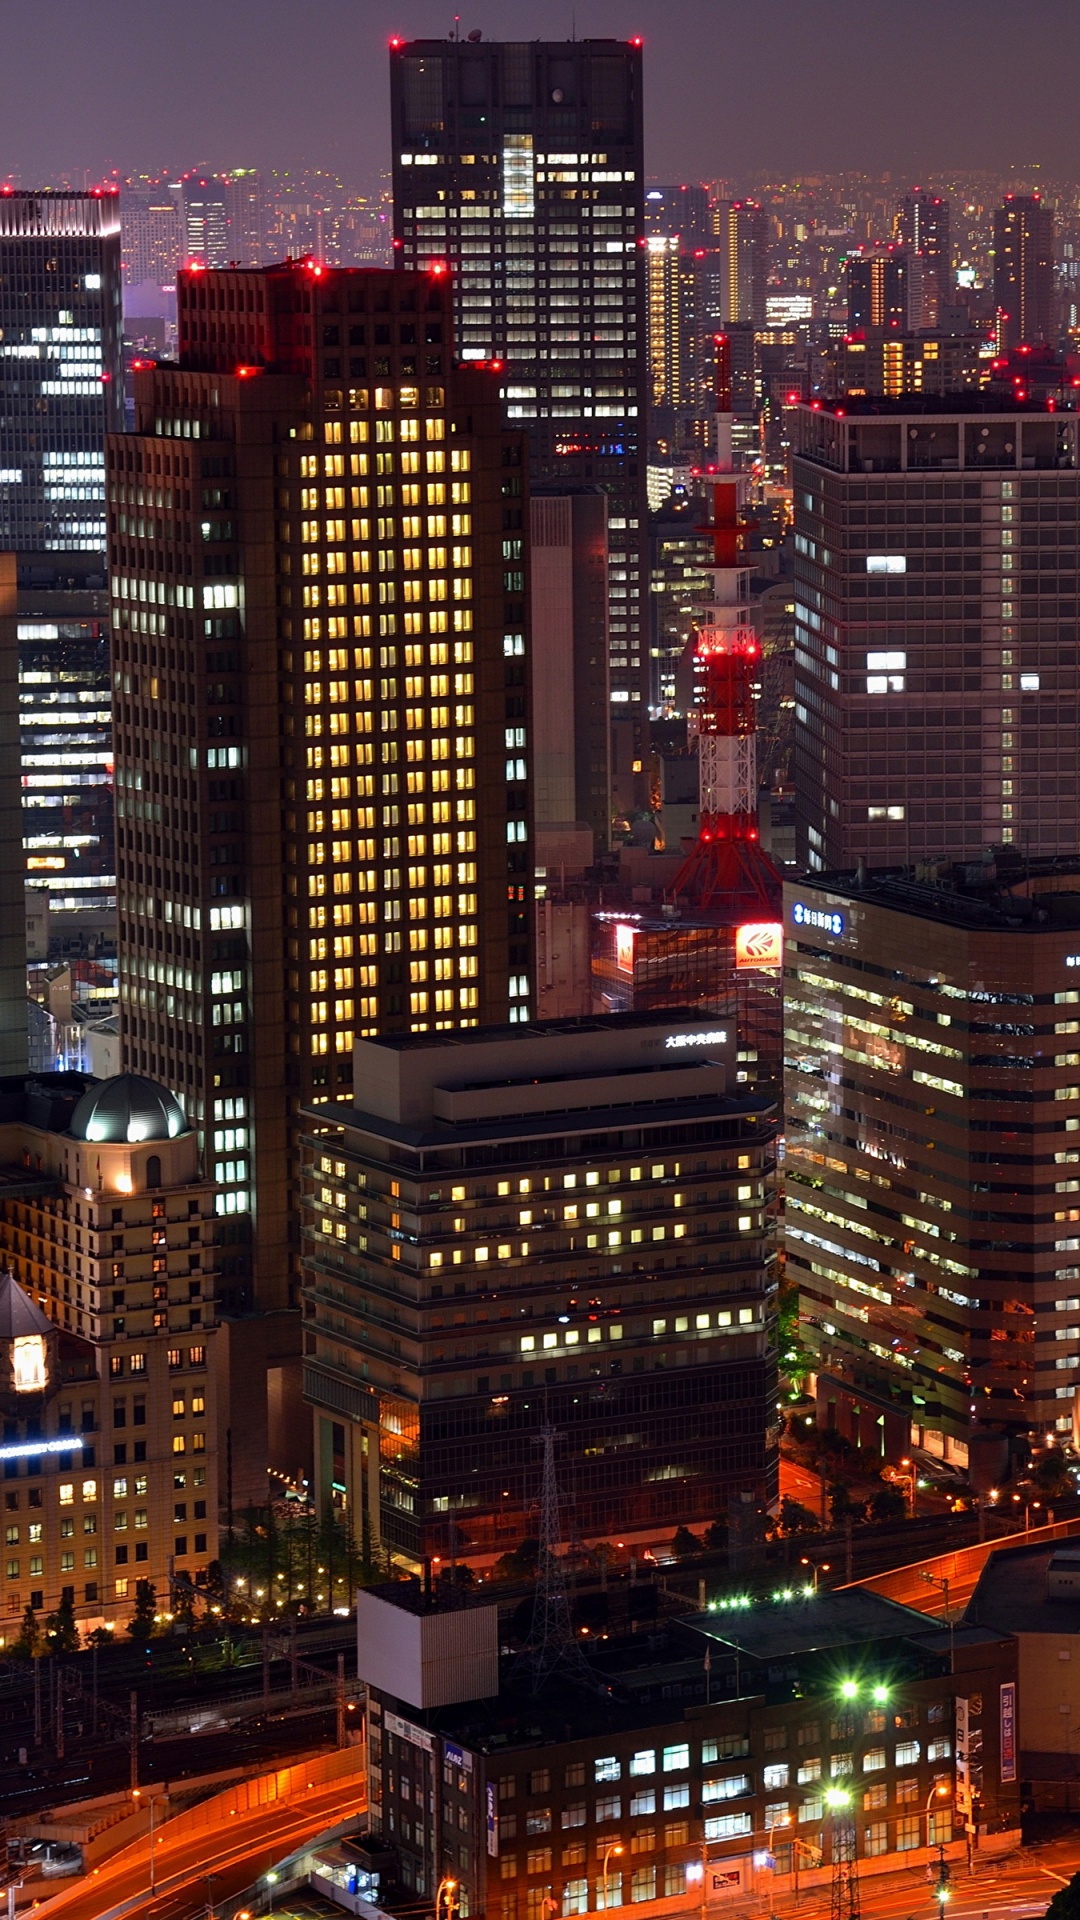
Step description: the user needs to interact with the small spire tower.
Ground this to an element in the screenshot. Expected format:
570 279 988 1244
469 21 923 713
673 335 780 913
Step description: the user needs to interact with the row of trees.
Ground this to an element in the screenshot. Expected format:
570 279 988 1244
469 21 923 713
2 1502 374 1661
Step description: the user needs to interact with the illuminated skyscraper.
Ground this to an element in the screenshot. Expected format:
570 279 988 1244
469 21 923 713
390 37 647 805
120 183 182 288
0 192 122 557
846 246 909 332
792 395 1080 871
994 194 1055 349
106 262 531 1329
0 192 121 929
895 190 951 323
710 200 769 328
181 177 230 269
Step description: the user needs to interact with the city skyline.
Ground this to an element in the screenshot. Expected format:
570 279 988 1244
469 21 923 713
6 0 1080 185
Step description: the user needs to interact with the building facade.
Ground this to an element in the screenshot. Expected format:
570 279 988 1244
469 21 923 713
845 249 909 333
106 262 531 1339
0 192 122 558
993 195 1055 350
301 1015 777 1567
895 192 951 325
784 865 1080 1458
17 553 114 927
390 38 647 805
792 396 1080 871
529 490 609 852
360 1585 1018 1915
0 1070 219 1635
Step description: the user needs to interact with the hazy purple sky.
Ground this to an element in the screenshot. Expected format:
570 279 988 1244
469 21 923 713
3 0 1080 185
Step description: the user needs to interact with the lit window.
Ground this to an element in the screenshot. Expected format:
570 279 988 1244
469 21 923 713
866 555 906 574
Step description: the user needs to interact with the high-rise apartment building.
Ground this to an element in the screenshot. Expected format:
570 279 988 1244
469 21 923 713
644 182 711 241
824 328 980 401
646 234 684 411
784 864 1080 1459
895 191 951 323
222 171 264 265
846 246 909 332
994 195 1055 350
792 395 1080 871
0 192 122 557
710 200 769 329
106 263 531 1342
301 1015 777 1566
390 38 647 802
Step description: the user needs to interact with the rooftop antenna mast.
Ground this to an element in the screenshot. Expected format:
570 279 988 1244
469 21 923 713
520 1424 592 1695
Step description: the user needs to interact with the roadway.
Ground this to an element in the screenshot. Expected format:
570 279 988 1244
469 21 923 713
757 1837 1074 1920
29 1769 366 1920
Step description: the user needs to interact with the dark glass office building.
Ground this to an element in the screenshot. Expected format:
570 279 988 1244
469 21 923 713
390 38 648 806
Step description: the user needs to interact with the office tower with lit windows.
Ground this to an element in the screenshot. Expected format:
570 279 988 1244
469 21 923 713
845 246 909 332
792 394 1080 872
390 37 647 807
180 177 230 269
895 190 951 324
120 183 183 289
301 1014 777 1566
106 262 530 1342
0 192 122 558
18 553 114 924
994 195 1055 349
0 193 121 934
783 864 1080 1461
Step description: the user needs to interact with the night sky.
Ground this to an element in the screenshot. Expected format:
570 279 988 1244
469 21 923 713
4 0 1080 184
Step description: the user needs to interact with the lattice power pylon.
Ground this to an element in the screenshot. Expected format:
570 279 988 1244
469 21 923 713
829 1803 860 1920
521 1424 593 1696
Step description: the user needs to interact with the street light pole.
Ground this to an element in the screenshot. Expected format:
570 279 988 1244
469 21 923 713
436 1873 458 1920
925 1781 949 1850
919 1571 955 1674
602 1843 624 1914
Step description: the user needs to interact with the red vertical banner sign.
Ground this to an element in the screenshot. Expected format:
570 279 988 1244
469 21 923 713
1000 1680 1017 1782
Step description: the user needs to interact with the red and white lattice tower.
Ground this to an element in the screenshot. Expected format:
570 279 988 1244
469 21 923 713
673 336 780 913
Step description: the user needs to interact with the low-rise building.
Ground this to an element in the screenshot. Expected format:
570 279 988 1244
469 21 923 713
966 1537 1080 1806
0 1070 219 1636
359 1584 1019 1916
